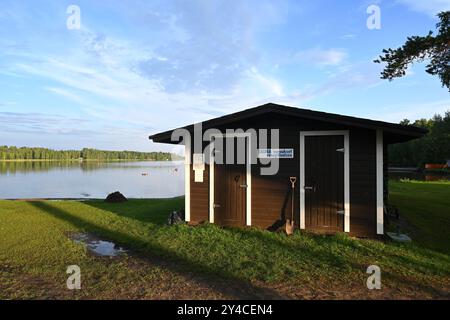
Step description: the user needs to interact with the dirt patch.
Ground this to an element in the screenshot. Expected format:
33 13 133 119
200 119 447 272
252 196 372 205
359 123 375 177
96 249 450 300
2 248 449 300
119 252 285 300
0 265 73 299
269 277 450 300
2 256 449 299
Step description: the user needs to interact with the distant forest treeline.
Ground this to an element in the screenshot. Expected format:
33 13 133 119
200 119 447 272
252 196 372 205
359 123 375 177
0 146 182 161
389 111 450 167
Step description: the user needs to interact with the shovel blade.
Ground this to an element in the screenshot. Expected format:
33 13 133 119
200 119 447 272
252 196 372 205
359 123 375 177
285 220 295 235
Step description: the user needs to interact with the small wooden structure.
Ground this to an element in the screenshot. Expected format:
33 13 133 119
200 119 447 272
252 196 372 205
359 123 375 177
149 103 426 237
425 163 447 169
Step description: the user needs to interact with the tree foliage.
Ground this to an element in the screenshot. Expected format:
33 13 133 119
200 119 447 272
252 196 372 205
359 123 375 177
0 146 182 161
389 110 450 166
374 11 450 90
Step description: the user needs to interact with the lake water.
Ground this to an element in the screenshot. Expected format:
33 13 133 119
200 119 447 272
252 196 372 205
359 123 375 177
0 161 184 199
2 161 448 199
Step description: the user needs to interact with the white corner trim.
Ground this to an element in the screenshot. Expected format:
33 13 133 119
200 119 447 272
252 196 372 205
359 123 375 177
344 133 350 232
209 143 214 223
246 136 252 226
299 130 350 232
376 130 384 235
299 134 305 229
209 133 252 226
184 142 191 222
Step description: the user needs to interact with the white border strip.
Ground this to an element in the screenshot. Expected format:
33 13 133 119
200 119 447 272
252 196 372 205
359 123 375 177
209 133 252 226
184 142 191 222
209 141 214 223
299 134 305 229
299 130 350 232
209 143 215 223
246 136 252 226
344 133 350 232
376 130 384 235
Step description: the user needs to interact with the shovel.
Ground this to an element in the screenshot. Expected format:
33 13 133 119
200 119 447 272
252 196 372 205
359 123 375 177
286 176 297 235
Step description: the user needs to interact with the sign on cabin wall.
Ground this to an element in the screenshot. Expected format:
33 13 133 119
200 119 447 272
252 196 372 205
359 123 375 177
258 148 294 159
193 153 205 182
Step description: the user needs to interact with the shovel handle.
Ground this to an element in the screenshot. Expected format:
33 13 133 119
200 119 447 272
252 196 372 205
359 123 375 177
289 176 297 188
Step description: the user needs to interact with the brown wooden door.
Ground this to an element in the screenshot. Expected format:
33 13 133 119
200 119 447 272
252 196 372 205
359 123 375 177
214 137 247 226
305 135 344 232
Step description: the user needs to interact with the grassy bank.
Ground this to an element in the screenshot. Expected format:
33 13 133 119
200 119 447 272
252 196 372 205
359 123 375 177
389 180 450 254
0 159 177 162
0 181 449 299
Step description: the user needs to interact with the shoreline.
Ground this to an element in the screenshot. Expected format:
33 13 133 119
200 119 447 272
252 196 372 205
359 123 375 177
0 159 183 162
1 196 185 201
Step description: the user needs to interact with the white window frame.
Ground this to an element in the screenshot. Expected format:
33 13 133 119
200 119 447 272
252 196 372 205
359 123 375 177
209 133 252 226
299 130 350 232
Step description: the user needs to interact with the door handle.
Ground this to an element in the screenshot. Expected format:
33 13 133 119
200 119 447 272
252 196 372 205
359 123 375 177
304 186 315 191
336 210 345 215
239 184 248 188
213 204 221 208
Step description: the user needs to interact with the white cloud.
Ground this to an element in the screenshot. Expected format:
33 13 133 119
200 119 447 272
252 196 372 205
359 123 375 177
398 0 450 17
367 99 450 122
246 67 284 96
46 87 86 105
295 48 348 66
3 0 395 150
11 2 294 134
16 52 289 133
130 0 289 94
340 34 356 40
0 111 90 135
303 60 383 97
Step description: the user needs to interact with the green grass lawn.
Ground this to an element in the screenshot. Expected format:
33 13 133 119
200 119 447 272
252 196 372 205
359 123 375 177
0 181 449 299
389 180 450 255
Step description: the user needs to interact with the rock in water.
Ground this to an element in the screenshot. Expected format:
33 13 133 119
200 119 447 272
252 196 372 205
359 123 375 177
105 191 127 203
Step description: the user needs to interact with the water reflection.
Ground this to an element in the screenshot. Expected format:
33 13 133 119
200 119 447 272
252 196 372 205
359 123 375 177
0 161 184 199
70 233 127 257
0 160 180 174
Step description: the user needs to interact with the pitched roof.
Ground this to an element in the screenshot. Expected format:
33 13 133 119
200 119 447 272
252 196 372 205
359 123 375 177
149 103 427 144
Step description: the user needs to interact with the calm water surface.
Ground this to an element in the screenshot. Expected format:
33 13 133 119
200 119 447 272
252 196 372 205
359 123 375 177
2 161 448 199
0 161 184 199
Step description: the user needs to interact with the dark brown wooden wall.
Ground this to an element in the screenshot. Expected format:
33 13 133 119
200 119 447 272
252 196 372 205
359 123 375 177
189 162 209 223
189 140 210 223
348 129 377 237
188 112 379 237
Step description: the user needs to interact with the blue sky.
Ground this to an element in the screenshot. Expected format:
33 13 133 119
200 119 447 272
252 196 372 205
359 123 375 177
0 0 449 152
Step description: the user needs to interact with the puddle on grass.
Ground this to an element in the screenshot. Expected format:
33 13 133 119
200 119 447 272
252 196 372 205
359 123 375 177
69 233 127 257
